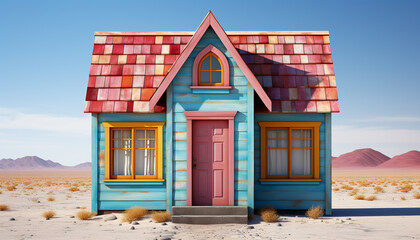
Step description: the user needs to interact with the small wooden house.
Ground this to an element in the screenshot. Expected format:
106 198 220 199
84 12 339 218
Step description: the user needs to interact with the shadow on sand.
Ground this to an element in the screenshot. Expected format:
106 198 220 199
333 208 420 217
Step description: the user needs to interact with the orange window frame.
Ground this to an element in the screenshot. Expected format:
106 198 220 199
103 122 165 182
198 52 224 86
259 122 321 182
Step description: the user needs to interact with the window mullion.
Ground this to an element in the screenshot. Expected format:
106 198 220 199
288 128 291 178
132 128 135 179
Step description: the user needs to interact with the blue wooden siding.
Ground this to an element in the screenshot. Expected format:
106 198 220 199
96 113 167 211
254 113 331 213
171 27 250 207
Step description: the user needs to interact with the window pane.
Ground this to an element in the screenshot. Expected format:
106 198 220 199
113 130 121 139
136 149 155 175
302 130 311 138
291 149 311 175
278 130 288 139
267 130 277 139
292 129 301 138
211 56 221 70
268 140 277 148
200 71 210 83
279 140 288 148
303 140 311 148
146 140 155 148
268 149 288 175
122 140 131 148
146 130 155 138
113 140 121 148
136 130 145 139
122 130 131 139
113 149 132 176
201 56 210 70
136 140 145 148
212 71 222 83
292 139 301 148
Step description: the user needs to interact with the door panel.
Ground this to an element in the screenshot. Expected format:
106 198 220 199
192 120 229 206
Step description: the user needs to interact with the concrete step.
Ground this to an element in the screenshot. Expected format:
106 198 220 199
172 206 248 216
172 215 248 224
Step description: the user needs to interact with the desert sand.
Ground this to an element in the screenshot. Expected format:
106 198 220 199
0 170 419 240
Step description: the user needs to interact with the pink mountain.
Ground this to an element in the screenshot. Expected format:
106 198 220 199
332 148 390 168
0 156 90 170
377 151 420 168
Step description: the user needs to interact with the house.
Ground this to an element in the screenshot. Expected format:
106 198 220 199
84 12 339 220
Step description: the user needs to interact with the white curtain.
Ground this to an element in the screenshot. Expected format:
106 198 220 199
113 142 132 176
291 130 311 175
135 130 155 175
267 130 287 175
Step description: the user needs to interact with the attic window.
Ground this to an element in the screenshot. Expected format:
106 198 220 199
192 45 230 89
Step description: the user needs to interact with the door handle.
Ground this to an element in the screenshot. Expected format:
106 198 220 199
193 164 197 168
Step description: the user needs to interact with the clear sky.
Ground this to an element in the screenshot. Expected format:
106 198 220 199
0 0 419 165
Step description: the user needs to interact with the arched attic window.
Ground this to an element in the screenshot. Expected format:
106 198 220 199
192 45 230 88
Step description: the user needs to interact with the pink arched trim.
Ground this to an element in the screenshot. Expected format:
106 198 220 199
192 44 230 87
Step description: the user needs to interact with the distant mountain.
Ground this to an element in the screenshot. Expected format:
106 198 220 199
377 151 420 168
0 156 90 171
332 148 390 168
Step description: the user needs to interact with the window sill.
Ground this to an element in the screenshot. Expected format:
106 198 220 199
190 86 231 94
103 179 165 186
259 179 321 185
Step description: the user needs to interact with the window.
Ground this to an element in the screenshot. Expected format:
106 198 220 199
259 122 321 181
199 52 223 86
103 122 164 181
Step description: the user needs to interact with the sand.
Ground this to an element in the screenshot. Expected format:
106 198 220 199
0 170 419 240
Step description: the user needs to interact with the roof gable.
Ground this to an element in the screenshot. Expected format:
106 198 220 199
148 11 272 112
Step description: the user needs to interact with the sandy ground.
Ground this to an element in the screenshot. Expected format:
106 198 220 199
0 170 419 240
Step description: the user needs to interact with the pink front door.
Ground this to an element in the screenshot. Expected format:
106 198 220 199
192 120 229 206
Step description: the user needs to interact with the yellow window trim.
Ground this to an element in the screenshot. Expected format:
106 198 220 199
103 122 165 181
198 52 224 86
258 122 321 181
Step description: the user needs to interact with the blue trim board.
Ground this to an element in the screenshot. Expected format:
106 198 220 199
260 181 321 185
191 88 230 94
325 113 332 215
247 83 254 213
166 84 174 212
91 113 98 213
103 182 165 186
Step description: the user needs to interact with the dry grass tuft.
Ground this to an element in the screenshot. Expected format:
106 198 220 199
7 185 16 191
341 185 353 191
68 187 80 192
333 187 339 191
25 186 33 190
122 206 148 222
354 195 365 200
260 207 279 222
76 210 96 220
401 196 406 200
413 192 420 199
248 214 254 220
151 211 172 223
305 206 324 219
374 186 384 193
80 206 87 209
31 198 38 202
47 196 55 201
366 195 377 201
398 184 413 193
42 210 55 219
0 204 9 211
348 188 359 196
0 191 2 194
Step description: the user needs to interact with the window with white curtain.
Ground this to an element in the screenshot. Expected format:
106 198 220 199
259 122 321 181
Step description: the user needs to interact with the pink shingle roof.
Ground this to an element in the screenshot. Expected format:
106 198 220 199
85 31 339 113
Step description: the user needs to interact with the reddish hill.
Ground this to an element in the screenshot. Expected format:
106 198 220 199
377 151 420 168
332 148 390 168
0 156 90 171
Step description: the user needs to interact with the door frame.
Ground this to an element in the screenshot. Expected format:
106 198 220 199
184 111 237 206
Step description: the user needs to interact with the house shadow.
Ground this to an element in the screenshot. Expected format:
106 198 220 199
332 208 420 217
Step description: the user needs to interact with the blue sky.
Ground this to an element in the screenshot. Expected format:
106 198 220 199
0 0 419 165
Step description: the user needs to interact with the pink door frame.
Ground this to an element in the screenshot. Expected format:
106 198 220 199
184 111 237 206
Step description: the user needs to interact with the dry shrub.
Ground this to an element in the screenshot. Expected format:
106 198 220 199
366 195 377 201
259 207 279 223
354 195 365 200
68 187 80 192
333 187 339 191
305 206 324 219
80 206 87 209
7 185 16 191
248 214 254 220
413 192 420 199
76 210 96 220
47 197 55 201
374 186 384 193
31 198 38 202
0 204 9 211
341 185 353 191
348 188 359 196
25 186 33 190
0 191 2 194
257 206 276 215
398 184 413 193
23 181 31 186
122 206 148 222
42 210 55 219
400 196 406 200
151 211 172 223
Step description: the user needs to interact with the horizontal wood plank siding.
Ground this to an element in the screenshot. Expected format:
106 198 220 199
254 113 329 210
96 113 167 211
172 28 249 206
